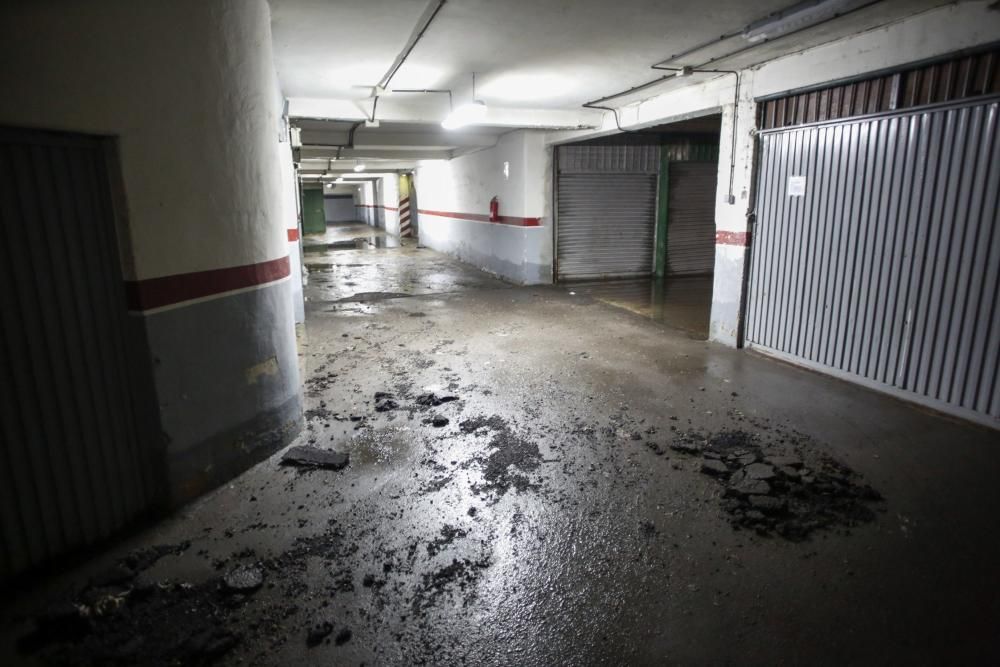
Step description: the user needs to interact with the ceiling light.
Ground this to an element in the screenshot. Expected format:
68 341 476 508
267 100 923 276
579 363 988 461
326 182 333 188
336 177 345 183
441 101 488 130
742 0 867 43
353 164 366 172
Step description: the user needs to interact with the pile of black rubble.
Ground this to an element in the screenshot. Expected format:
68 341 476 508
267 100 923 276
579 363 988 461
670 429 883 540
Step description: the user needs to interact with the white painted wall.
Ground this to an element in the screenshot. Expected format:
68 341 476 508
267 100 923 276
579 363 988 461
278 139 305 323
0 0 289 280
546 0 1000 346
378 175 401 236
357 182 376 226
415 130 552 284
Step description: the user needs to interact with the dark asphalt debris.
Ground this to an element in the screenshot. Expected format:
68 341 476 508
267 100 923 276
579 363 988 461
305 621 333 647
671 429 883 540
374 391 400 411
222 564 263 594
280 445 350 470
460 415 543 497
415 392 460 407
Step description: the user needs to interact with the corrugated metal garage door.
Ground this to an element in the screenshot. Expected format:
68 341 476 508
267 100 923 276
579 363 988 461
746 96 1000 426
555 144 658 281
667 162 717 275
0 128 155 582
557 173 657 280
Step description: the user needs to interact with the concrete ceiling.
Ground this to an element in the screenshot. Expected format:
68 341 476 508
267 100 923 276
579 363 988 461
273 0 952 163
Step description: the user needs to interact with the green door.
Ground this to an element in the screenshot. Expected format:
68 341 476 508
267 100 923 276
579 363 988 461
301 188 325 234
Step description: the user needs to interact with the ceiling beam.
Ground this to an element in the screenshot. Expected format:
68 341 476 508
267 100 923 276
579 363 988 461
298 160 420 174
299 129 499 150
298 147 451 161
289 97 602 129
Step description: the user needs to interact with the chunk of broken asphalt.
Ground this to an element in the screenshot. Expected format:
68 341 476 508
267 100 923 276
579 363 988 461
748 495 785 512
743 462 776 480
281 445 349 470
222 564 263 594
374 396 399 411
728 477 772 496
306 621 333 648
415 392 459 407
670 440 702 455
700 459 730 476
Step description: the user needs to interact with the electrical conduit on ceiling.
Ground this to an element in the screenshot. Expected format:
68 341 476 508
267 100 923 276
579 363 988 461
581 0 887 204
369 0 448 123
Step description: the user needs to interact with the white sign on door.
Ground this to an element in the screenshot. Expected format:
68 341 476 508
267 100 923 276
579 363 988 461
788 175 806 197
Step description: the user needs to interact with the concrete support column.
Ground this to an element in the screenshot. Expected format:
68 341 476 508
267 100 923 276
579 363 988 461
709 74 758 347
0 0 303 505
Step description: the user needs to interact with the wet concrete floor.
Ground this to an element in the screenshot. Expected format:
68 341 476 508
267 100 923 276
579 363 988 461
3 223 999 665
564 276 713 339
304 221 403 252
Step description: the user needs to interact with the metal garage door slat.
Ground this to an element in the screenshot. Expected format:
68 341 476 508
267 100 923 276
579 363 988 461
667 162 717 275
557 172 656 280
746 96 1000 426
0 129 153 582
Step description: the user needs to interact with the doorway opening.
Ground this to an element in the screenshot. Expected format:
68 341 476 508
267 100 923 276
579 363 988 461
554 114 722 338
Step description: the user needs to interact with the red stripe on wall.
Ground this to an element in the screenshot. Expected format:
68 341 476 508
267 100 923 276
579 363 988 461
125 255 291 311
418 209 541 227
287 228 300 242
716 230 750 246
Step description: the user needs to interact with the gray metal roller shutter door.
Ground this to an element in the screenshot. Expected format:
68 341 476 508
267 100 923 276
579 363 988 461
667 162 717 275
0 128 155 582
746 97 1000 426
557 173 656 280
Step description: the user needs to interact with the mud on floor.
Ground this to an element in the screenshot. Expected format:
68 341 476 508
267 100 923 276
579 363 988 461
15 406 883 665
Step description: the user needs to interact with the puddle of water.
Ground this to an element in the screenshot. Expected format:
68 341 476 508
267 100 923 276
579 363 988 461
306 236 400 252
565 276 712 338
355 236 399 249
333 291 413 304
303 240 358 253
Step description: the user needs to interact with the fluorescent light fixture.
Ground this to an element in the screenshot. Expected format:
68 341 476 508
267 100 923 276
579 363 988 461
353 164 366 172
336 176 345 183
743 0 867 43
325 182 333 188
441 101 488 130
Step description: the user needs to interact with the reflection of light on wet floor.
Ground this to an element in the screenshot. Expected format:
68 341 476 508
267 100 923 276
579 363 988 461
357 236 399 249
566 276 712 339
348 426 417 465
302 245 511 305
302 236 400 252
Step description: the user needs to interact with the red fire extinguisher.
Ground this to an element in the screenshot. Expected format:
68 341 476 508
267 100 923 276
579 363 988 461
489 196 500 222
